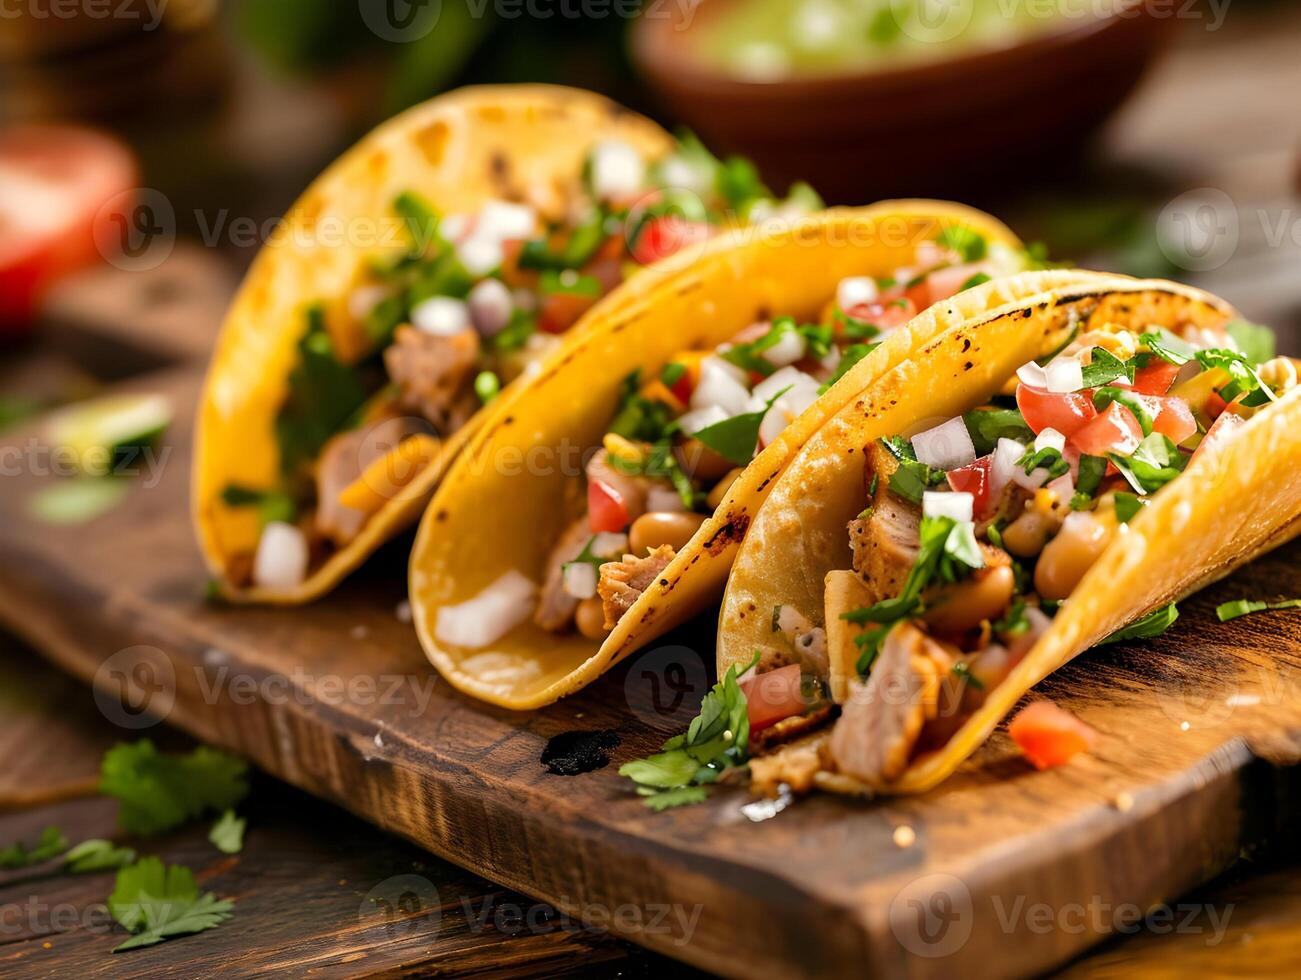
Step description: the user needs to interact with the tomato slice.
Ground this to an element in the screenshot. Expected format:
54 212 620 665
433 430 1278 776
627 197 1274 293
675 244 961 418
588 479 629 533
1069 401 1143 457
1151 396 1197 445
0 125 137 333
631 215 711 266
843 297 917 336
1133 360 1181 396
739 664 806 733
1016 383 1097 437
1008 701 1097 770
1192 409 1246 462
947 456 992 519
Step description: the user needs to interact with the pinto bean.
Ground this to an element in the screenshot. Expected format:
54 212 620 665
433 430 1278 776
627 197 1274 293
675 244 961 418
675 438 736 484
1034 511 1114 601
575 597 609 640
1002 508 1060 557
922 565 1016 635
628 511 707 556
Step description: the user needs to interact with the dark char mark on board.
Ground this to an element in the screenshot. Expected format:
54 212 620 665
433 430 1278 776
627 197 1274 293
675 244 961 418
541 729 621 776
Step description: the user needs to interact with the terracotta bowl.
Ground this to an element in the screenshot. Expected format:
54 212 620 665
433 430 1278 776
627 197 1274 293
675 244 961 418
631 1 1177 202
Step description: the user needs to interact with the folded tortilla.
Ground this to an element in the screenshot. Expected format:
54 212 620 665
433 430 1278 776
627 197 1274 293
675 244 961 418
410 204 1108 708
719 276 1301 794
193 85 676 603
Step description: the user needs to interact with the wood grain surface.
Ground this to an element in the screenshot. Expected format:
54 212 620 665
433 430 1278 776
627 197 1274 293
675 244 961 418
0 356 1298 978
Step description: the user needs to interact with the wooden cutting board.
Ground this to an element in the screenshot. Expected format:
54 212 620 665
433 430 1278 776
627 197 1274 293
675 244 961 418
2 362 1300 980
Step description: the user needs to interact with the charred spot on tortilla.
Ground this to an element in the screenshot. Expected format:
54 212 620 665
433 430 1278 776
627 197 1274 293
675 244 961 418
414 120 450 166
705 514 750 556
435 510 448 522
963 361 974 371
490 150 510 180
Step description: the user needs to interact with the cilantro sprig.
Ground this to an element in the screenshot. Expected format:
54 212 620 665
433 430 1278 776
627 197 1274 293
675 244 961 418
720 317 831 378
109 857 234 952
100 741 249 837
1101 603 1179 644
619 654 760 810
0 826 68 869
1216 597 1301 622
691 386 791 466
1108 433 1188 495
880 436 948 504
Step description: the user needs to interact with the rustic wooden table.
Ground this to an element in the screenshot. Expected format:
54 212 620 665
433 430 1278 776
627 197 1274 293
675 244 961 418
2 5 1300 977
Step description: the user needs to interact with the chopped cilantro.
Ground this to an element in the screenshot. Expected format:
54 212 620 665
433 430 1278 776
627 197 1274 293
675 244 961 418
992 597 1031 636
1101 603 1179 644
959 272 992 291
540 269 601 298
1079 348 1134 389
65 839 137 874
833 308 882 339
1216 597 1301 622
219 484 296 526
0 826 68 869
609 440 698 508
950 661 984 690
1139 329 1196 366
660 362 687 387
1070 454 1107 510
721 318 831 377
491 309 536 352
1113 492 1147 523
474 371 500 405
1093 386 1156 436
208 810 246 855
1195 348 1277 407
393 191 440 252
936 226 988 263
100 741 249 837
691 386 791 466
109 857 234 952
1224 319 1275 366
619 654 760 810
963 408 1034 455
609 370 675 444
1017 445 1071 480
1108 433 1187 495
818 342 878 394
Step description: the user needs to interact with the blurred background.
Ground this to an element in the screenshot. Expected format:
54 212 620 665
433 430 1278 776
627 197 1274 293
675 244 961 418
2 0 1298 418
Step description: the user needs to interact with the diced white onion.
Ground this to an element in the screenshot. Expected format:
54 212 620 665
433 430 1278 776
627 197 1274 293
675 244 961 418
434 570 537 649
1034 427 1066 454
562 562 598 600
699 354 748 384
836 276 878 311
467 279 513 337
690 358 751 415
989 437 1027 497
456 236 504 276
758 400 790 448
923 490 974 523
410 296 471 336
475 200 536 242
775 604 815 639
348 284 391 323
440 214 470 242
911 417 976 471
753 365 818 403
588 140 646 199
646 486 688 512
679 405 728 436
1011 463 1049 491
253 522 308 591
657 155 710 195
590 532 629 558
1045 356 1085 393
762 329 806 368
1016 360 1048 389
1046 472 1074 503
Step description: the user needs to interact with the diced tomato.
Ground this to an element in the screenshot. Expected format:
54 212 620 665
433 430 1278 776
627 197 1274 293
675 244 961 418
843 297 917 335
947 456 993 519
1008 701 1097 770
1192 409 1245 462
739 664 806 733
1069 401 1143 457
1133 360 1181 396
631 215 711 266
0 126 138 334
1151 396 1197 445
588 479 629 533
538 290 597 334
1016 384 1097 437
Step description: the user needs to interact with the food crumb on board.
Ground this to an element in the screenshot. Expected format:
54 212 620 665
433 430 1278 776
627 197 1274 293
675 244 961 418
892 825 916 848
1179 721 1191 732
1114 792 1135 813
395 600 412 624
351 625 369 640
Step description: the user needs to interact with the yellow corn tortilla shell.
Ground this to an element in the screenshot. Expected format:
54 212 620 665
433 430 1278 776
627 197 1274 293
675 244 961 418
411 204 1101 709
720 277 1301 795
193 85 674 603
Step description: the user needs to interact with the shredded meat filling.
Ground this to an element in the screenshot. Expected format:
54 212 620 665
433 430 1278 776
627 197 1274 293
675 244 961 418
597 545 674 630
315 416 427 546
384 325 480 434
827 622 949 786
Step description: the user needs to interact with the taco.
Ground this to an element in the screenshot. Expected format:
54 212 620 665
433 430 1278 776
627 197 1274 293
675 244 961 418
410 203 1085 709
194 84 819 603
686 276 1301 803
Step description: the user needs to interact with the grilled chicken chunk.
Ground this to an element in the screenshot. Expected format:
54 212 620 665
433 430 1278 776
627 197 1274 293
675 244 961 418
315 416 427 546
827 622 950 786
848 442 921 605
597 545 674 630
384 325 480 433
